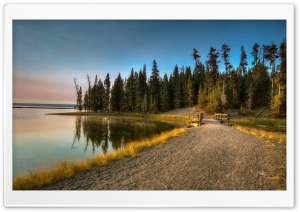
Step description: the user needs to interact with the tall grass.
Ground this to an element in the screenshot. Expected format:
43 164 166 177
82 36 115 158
13 127 186 190
233 125 286 143
231 118 286 143
231 118 286 133
148 114 196 123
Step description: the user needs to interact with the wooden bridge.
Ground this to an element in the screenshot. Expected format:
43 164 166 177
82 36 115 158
215 113 230 126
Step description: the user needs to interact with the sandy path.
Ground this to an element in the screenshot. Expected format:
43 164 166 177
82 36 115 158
40 113 285 190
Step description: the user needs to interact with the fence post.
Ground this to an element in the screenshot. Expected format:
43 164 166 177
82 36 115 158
227 114 230 126
200 113 204 126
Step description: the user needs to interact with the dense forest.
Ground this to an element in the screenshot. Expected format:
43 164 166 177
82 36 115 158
73 41 286 117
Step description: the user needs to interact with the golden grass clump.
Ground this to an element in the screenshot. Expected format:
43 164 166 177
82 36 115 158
233 125 286 143
148 114 196 124
13 127 186 190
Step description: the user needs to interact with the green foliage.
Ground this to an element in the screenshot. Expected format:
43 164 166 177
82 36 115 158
104 73 111 111
205 77 222 114
160 73 171 112
111 73 124 111
74 41 286 117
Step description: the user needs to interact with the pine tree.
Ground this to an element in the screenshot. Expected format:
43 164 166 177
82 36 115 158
251 43 260 66
197 85 206 109
83 91 88 111
91 75 98 111
86 74 92 111
159 73 171 112
270 40 286 116
228 69 240 109
244 70 254 113
111 73 124 111
238 46 248 104
205 76 222 114
125 68 136 112
149 60 160 113
192 48 200 66
221 44 232 110
252 62 270 107
206 46 219 94
171 65 181 109
187 76 194 107
264 41 279 105
96 79 105 111
104 73 111 112
73 78 83 111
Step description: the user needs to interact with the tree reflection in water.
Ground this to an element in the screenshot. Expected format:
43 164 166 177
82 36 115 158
73 116 178 155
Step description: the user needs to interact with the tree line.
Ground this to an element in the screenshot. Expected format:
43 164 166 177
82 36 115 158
74 40 286 117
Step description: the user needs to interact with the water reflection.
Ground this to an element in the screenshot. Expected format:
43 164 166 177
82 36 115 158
73 116 177 155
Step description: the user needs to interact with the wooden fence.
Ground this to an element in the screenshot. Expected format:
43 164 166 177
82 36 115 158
215 113 230 126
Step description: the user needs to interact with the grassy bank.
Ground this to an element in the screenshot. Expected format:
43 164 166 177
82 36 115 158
13 127 186 190
230 118 286 132
231 118 286 143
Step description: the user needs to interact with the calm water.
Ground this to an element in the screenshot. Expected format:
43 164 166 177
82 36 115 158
13 108 179 178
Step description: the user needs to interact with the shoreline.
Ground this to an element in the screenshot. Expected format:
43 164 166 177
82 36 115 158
38 122 286 190
14 106 74 109
13 107 286 190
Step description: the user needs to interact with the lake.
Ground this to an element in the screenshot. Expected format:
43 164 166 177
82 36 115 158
13 108 179 179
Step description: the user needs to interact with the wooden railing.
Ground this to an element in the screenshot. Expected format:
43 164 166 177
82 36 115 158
215 113 230 126
197 113 204 126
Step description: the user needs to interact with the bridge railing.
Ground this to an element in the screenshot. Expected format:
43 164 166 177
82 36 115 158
215 113 230 126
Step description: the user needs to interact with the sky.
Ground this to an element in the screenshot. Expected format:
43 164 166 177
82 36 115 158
13 20 286 104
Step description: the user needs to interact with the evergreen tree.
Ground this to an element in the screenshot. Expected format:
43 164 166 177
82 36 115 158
221 44 232 74
73 78 83 111
125 68 136 112
172 65 181 109
187 76 194 107
160 73 171 112
111 73 124 111
238 46 248 104
149 60 160 113
197 85 206 109
206 46 219 94
179 66 185 107
264 41 279 104
251 43 260 66
96 79 105 111
270 40 286 116
221 44 232 109
86 74 92 111
205 76 222 114
244 70 254 113
104 73 111 111
192 48 200 66
91 75 98 111
252 62 270 107
228 69 240 109
83 91 89 111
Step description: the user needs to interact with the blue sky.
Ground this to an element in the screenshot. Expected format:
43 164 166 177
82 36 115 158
13 20 286 104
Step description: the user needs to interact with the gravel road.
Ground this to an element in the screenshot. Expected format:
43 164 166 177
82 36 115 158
40 115 285 190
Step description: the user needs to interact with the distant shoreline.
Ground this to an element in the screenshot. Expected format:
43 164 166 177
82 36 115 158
13 106 74 109
13 103 75 109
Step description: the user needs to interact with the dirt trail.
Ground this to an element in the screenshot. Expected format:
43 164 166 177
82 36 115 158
40 107 285 190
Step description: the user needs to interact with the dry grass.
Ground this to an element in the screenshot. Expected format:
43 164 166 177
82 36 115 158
148 114 196 124
233 125 286 143
13 127 186 190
